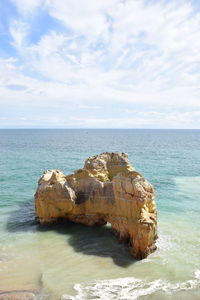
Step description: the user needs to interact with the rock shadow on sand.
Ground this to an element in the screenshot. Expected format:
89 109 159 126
6 200 136 268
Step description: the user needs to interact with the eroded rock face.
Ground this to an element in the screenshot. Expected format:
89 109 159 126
35 152 157 259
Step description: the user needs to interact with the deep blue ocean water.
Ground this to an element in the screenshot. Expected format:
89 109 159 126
0 129 200 299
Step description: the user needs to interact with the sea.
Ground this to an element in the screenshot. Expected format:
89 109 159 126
0 129 200 300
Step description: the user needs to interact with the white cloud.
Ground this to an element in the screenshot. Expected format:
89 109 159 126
9 20 28 49
46 0 117 42
1 0 200 128
70 110 200 129
11 0 43 16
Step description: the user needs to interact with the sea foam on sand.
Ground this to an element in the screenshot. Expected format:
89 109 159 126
61 270 200 300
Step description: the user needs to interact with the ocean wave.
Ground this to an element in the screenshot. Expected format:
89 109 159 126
62 270 200 300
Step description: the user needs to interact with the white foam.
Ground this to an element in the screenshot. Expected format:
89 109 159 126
156 233 173 252
61 270 200 300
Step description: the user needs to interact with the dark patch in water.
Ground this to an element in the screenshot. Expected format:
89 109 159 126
6 200 136 267
41 221 136 267
6 199 38 232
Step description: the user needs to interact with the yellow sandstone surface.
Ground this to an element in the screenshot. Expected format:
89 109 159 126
35 152 157 259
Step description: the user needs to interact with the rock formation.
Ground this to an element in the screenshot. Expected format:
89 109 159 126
35 152 157 259
0 291 36 300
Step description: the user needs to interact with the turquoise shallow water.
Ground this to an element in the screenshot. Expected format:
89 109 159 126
0 129 200 299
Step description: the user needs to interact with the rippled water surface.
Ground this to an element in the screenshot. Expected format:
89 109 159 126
0 129 200 299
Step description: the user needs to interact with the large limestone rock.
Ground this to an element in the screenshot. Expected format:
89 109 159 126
35 152 157 259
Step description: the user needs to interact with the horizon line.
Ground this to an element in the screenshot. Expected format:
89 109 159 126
0 128 200 130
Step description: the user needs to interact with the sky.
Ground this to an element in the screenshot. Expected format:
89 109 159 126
0 0 200 129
